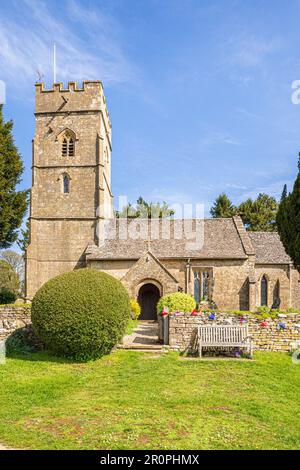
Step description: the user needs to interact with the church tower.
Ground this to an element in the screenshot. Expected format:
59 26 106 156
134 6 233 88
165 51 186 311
26 81 113 299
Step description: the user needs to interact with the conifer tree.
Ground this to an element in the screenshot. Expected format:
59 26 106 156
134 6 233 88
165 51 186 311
277 156 300 270
281 184 288 202
0 105 28 248
17 219 30 256
210 193 237 218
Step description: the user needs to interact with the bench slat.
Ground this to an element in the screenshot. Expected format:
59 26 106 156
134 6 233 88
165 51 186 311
197 324 252 358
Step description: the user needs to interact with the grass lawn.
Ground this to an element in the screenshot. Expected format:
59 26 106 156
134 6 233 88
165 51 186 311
124 319 139 336
0 350 300 450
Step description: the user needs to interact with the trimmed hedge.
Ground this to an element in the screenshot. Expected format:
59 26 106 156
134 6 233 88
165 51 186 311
31 269 130 361
157 292 196 314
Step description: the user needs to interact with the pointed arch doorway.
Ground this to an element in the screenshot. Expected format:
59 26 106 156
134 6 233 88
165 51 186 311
138 283 160 321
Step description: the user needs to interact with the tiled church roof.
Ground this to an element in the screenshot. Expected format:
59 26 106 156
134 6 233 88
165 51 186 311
249 232 291 264
86 217 292 265
86 217 250 260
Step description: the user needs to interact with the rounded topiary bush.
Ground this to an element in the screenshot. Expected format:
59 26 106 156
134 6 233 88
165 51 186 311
157 292 196 314
31 269 130 361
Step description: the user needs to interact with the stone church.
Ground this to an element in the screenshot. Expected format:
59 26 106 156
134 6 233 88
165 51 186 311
25 81 300 319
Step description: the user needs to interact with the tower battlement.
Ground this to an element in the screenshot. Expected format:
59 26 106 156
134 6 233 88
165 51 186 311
35 81 111 132
35 80 103 93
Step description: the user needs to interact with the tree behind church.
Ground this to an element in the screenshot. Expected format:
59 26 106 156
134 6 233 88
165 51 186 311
210 193 237 218
277 157 300 271
238 193 278 231
210 192 278 231
17 219 30 256
116 196 175 218
0 105 28 248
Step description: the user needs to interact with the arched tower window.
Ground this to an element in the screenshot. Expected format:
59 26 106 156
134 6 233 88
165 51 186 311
261 275 268 306
63 174 70 194
60 130 75 157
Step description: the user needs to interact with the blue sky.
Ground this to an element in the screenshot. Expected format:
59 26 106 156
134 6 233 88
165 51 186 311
1 0 300 216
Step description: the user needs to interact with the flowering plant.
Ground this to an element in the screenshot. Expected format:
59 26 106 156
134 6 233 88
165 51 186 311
174 311 184 316
161 306 169 316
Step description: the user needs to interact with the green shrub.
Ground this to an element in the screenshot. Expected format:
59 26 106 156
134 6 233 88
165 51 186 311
157 292 196 314
0 288 17 304
0 260 19 293
31 269 130 361
6 326 42 355
287 307 300 314
130 299 141 320
256 306 271 315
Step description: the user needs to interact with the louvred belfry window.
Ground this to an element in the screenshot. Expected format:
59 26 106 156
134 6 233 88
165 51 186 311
61 131 75 157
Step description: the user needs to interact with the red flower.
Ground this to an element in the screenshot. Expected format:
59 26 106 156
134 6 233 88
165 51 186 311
162 306 169 316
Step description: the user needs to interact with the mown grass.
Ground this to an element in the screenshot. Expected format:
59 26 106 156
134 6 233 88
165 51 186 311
124 319 139 336
0 350 300 450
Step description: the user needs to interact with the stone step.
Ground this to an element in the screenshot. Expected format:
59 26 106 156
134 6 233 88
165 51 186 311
121 348 165 354
117 343 164 351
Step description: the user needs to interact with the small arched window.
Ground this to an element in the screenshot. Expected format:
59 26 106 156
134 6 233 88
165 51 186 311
194 272 200 303
63 174 70 194
61 131 75 157
261 275 268 306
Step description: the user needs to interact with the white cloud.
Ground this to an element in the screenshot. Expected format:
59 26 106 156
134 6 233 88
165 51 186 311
218 32 283 86
232 37 281 68
224 32 282 69
0 0 137 94
199 130 242 147
230 179 293 203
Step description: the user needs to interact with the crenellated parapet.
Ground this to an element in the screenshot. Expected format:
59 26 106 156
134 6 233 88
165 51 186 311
35 80 103 93
35 81 112 134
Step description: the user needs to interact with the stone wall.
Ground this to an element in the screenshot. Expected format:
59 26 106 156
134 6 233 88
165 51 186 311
168 313 300 353
0 306 31 340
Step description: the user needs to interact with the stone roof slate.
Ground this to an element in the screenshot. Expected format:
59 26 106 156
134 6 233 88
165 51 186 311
86 217 249 260
249 232 291 264
86 218 291 264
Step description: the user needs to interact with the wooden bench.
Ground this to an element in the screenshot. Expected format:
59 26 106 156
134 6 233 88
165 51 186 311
197 325 252 358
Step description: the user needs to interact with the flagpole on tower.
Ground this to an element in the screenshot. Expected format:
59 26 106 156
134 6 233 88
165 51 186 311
53 43 56 83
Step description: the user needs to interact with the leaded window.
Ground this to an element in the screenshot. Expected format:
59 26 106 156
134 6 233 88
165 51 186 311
193 271 210 302
261 275 268 306
194 272 201 303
